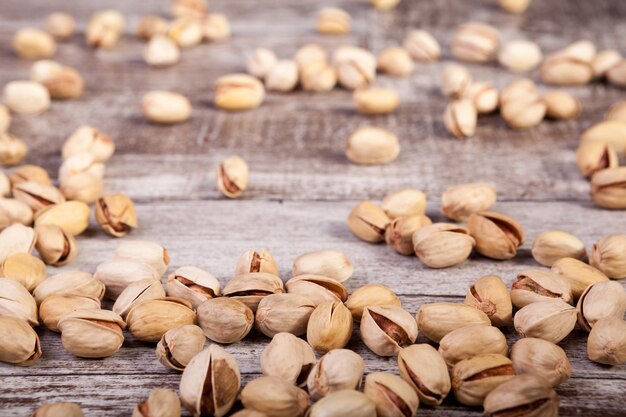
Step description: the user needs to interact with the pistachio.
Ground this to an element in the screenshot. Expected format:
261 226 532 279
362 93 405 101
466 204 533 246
168 17 203 48
33 271 105 305
44 13 77 39
256 293 315 337
261 332 315 386
498 0 532 13
416 302 490 343
0 224 36 263
0 252 46 291
606 100 626 123
403 29 440 62
577 281 626 332
39 294 101 333
575 141 618 178
540 54 593 86
60 173 103 204
0 278 38 326
451 353 516 406
137 16 169 40
307 390 375 417
166 266 220 309
285 274 348 306
307 349 364 400
353 87 399 115
363 372 419 417
59 150 103 182
292 250 352 283
171 0 207 18
114 240 170 277
607 59 626 87
265 60 299 93
179 344 240 417
346 127 400 165
34 201 90 236
347 201 391 243
385 214 432 255
10 164 52 186
444 99 477 139
542 91 581 120
441 64 472 98
247 48 278 79
581 120 626 155
464 274 512 327
412 223 475 268
0 106 10 134
62 125 115 162
12 28 56 59
0 316 41 365
499 78 538 107
217 155 249 198
500 95 547 129
468 210 524 260
398 344 450 406
156 324 205 371
142 90 191 123
300 61 337 92
0 198 33 228
236 248 279 276
551 257 609 300
202 13 231 42
86 10 125 49
439 325 508 367
361 304 418 356
241 376 309 417
30 61 84 100
345 284 401 322
223 272 285 311
514 300 577 343
12 181 65 212
510 338 571 387
370 0 400 10
96 193 138 237
307 301 353 353
590 167 626 209
112 278 166 319
132 388 180 417
592 50 622 79
214 74 265 111
532 231 585 267
590 234 626 278
3 81 50 115
377 47 414 77
452 22 500 63
126 297 196 342
587 316 626 365
332 46 377 90
441 182 496 222
294 44 327 69
381 189 427 219
483 374 559 417
511 269 573 308
197 297 254 343
58 309 125 358
316 7 351 35
32 402 84 417
498 40 542 72
462 82 499 114
95 259 160 300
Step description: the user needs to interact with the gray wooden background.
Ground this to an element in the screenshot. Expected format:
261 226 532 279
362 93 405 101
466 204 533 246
0 0 625 415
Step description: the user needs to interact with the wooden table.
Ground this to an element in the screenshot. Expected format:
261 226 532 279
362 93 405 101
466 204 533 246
1 0 625 415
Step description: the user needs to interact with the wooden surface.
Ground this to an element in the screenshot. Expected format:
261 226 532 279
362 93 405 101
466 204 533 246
1 0 626 416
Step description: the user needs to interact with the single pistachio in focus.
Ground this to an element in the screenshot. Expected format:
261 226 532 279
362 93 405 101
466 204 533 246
577 281 626 332
217 155 249 198
132 388 180 417
307 348 364 400
381 188 427 219
363 372 419 417
202 13 231 42
606 100 626 123
95 193 139 237
32 402 84 417
137 15 169 40
39 294 101 333
353 87 399 115
441 64 472 98
156 324 205 371
197 297 254 343
587 316 626 365
316 7 351 35
214 74 265 111
241 376 309 417
416 302 490 343
441 182 496 222
345 283 401 322
551 257 609 299
3 81 50 115
514 300 577 344
247 48 278 79
57 309 125 358
0 278 38 326
126 297 196 343
12 181 65 212
307 390 375 417
451 353 516 406
0 223 36 264
607 59 626 88
236 248 279 276
462 82 499 114
377 47 414 77
498 0 532 13
44 13 77 39
346 127 400 165
33 271 105 305
511 269 573 308
332 46 377 90
347 201 391 243
34 200 90 236
403 29 440 62
498 40 542 72
223 272 285 312
590 168 626 209
112 278 166 320
590 233 626 279
0 316 41 366
444 99 477 139
86 10 125 49
0 252 47 292
542 91 581 120
510 338 571 387
307 301 353 353
360 305 417 356
95 258 160 300
385 214 432 255
167 266 219 309
265 60 299 93
12 28 56 59
439 324 508 368
575 141 618 178
468 210 524 260
464 274 512 327
592 50 623 79
452 22 500 63
531 230 586 267
292 250 352 283
397 344 450 406
483 374 559 417
143 36 181 67
580 120 626 155
412 223 475 268
260 332 315 386
0 134 28 166
256 293 315 337
62 125 115 162
500 96 547 129
168 17 203 48
171 0 207 18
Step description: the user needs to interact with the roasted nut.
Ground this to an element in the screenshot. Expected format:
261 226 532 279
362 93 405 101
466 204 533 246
137 15 169 40
0 316 41 366
167 266 220 309
307 390 375 417
241 376 309 417
132 388 180 417
30 61 84 100
58 309 125 358
307 349 364 400
540 53 593 86
499 78 538 106
590 168 626 209
0 278 38 326
95 259 160 300
381 189 426 219
345 284 401 322
332 46 377 90
542 91 581 120
13 28 56 59
44 13 77 39
385 214 432 255
0 252 46 292
592 50 623 79
10 164 51 186
510 338 571 387
590 234 626 278
171 0 207 18
403 29 440 62
498 40 542 72
501 95 547 129
607 59 626 87
62 125 115 162
377 47 414 77
413 223 475 268
397 344 450 406
12 181 65 212
294 44 327 69
60 173 103 204
361 305 417 356
261 332 315 386
223 272 284 311
439 325 508 367
214 74 265 111
112 278 165 319
451 353 516 406
33 271 105 305
265 60 299 93
217 155 249 198
95 193 139 237
514 300 577 343
363 372 419 417
113 240 169 277
292 250 352 283
441 64 472 98
86 10 125 49
316 7 351 35
32 402 84 417
452 22 500 63
197 297 254 343
3 81 50 115
39 294 101 333
256 293 315 337
202 13 231 42
236 248 279 276
444 99 477 139
511 269 573 308
346 127 400 165
307 301 353 353
143 36 181 67
0 198 33 228
416 302 490 343
0 224 36 264
483 374 559 417
300 61 337 92
34 201 90 236
468 211 524 260
462 82 499 114
532 231 586 267
247 48 278 79
353 87 399 115
58 152 104 186
551 257 609 300
442 182 496 222
580 120 626 155
498 0 532 13
587 317 626 365
464 274 512 327
575 141 618 178
347 201 391 243
156 324 205 371
126 297 196 342
168 17 203 48
577 281 626 331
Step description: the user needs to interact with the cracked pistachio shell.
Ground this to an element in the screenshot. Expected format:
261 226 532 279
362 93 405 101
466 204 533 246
58 309 125 358
294 44 327 69
217 155 248 198
156 324 205 371
235 249 279 276
385 214 432 255
403 29 440 62
33 271 105 305
444 99 477 139
531 231 586 267
441 64 472 98
462 82 499 114
241 376 309 417
551 257 608 300
214 74 265 111
540 54 593 86
255 293 315 337
95 193 138 237
590 167 626 209
381 189 427 219
285 274 348 306
12 181 64 212
345 284 401 323
95 259 161 300
307 301 353 353
0 198 33 226
510 269 573 308
58 153 105 184
511 338 571 387
575 141 618 178
113 240 170 277
464 275 512 327
451 353 516 406
452 22 500 63
292 250 353 283
132 388 180 417
62 125 115 162
126 297 196 342
439 324 508 367
261 332 315 386
0 133 28 166
353 87 399 115
223 272 284 312
581 120 626 155
112 278 166 319
542 90 581 120
468 211 524 260
587 317 626 365
576 281 626 331
0 252 46 291
416 302 490 343
590 234 626 279
307 349 364 400
0 278 38 326
10 164 51 186
32 402 84 417
498 40 542 72
483 374 559 417
35 224 77 266
197 297 254 344
34 201 90 236
514 300 577 343
346 127 400 165
501 96 547 129
0 316 41 365
441 182 497 222
167 266 220 309
377 47 414 77
332 46 376 90
39 294 101 333
398 344 450 406
61 169 102 200
0 223 36 263
347 201 391 243
307 390 375 417
360 305 417 357
364 372 419 417
593 50 622 79
412 223 475 268
180 344 240 417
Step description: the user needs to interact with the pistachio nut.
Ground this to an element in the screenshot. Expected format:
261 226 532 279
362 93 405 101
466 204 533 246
397 344 450 406
202 13 231 42
34 200 90 236
403 29 440 62
261 332 315 386
532 231 586 267
0 277 38 326
241 376 309 417
540 53 593 86
483 374 559 417
551 257 609 299
285 274 348 306
3 81 50 116
577 281 626 331
95 193 139 237
587 316 626 365
167 266 220 309
0 252 46 291
498 0 531 13
381 188 427 219
451 353 516 406
12 181 65 212
345 284 401 323
580 120 626 155
500 95 547 129
132 388 180 417
230 410 268 417
441 182 497 222
197 297 254 343
542 90 581 120
217 155 249 198
346 127 400 165
171 0 207 18
12 28 56 59
143 35 180 67
294 44 327 69
95 259 160 300
347 201 391 243
307 301 353 353
464 274 512 327
179 344 240 417
462 82 499 114
0 224 36 264
575 141 618 178
137 15 169 40
307 348 364 400
468 210 524 260
307 390 375 417
58 309 125 358
9 164 51 186
0 198 33 228
126 297 196 342
510 338 571 387
214 74 265 111
513 300 577 343
441 64 472 98
112 278 166 319
86 10 125 49
62 125 115 162
377 47 414 77
439 324 508 367
255 293 315 337
590 167 626 209
511 269 573 308
292 250 352 283
606 100 626 123
236 248 279 276
353 87 399 115
498 40 542 72
412 223 475 268
499 78 538 106
60 173 103 204
416 302 490 343
590 234 626 279
452 22 500 63
265 60 299 93
0 316 41 366
385 214 432 255
39 294 101 333
360 305 417 356
300 61 337 92
156 324 206 371
316 7 350 35
168 17 203 48
142 91 191 123
34 224 76 266
32 402 84 417
363 372 419 417
112 240 169 277
607 59 626 88
32 63 84 100
247 48 278 79
0 133 28 165
58 152 105 183
45 12 76 39
223 272 285 311
593 50 623 79
33 271 105 305
332 46 377 90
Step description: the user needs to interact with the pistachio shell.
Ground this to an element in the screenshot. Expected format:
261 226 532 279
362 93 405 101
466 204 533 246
132 388 180 417
416 302 491 343
587 317 626 365
483 374 559 417
576 281 626 331
590 234 626 279
260 332 315 386
510 269 573 308
34 224 77 266
285 274 348 306
95 259 161 300
0 316 41 366
223 272 284 312
32 402 84 417
307 348 364 400
167 266 220 309
510 338 571 387
58 309 125 358
345 284 401 323
441 182 496 222
39 294 101 333
255 292 315 337
451 353 516 406
398 344 450 406
551 257 608 300
292 250 353 283
33 271 105 305
307 390 375 417
112 278 166 319
0 277 38 325
95 193 138 237
412 223 475 268
360 305 417 356
464 274 512 327
236 249 279 276
531 231 586 267
363 372 419 417
241 376 309 417
467 211 524 260
34 201 90 236
307 301 353 353
197 297 254 343
156 324 206 371
514 300 577 343
126 297 196 342
0 223 36 263
439 324 508 367
113 240 170 276
347 201 390 243
0 252 47 291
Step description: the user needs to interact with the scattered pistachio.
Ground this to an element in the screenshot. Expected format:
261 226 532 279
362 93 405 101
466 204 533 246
316 7 351 35
132 388 180 417
12 181 65 212
202 13 231 42
214 74 265 111
514 300 577 343
307 301 353 353
444 99 477 139
32 270 105 305
413 223 475 268
94 258 160 300
575 141 618 178
498 40 542 72
377 47 414 77
441 64 472 98
44 13 76 39
592 50 622 79
353 87 400 115
483 374 559 417
468 210 524 260
500 95 547 129
62 125 115 162
542 90 580 120
385 214 432 255
3 81 50 115
606 100 626 123
510 338 571 387
197 297 254 343
217 155 249 198
451 353 515 406
0 133 28 166
143 35 181 67
30 60 84 100
247 48 278 79
292 250 352 282
452 22 500 63
32 402 84 417
241 376 309 417
464 274 512 327
260 332 315 386
168 17 203 48
462 82 499 114
265 60 299 92
12 28 56 59
416 302 490 343
223 272 284 312
0 277 38 326
540 52 593 86
0 252 46 291
307 390 375 417
332 46 377 90
398 343 450 406
156 324 205 372
0 316 42 366
511 269 573 309
587 316 626 365
86 10 125 49
0 224 37 264
95 193 139 237
142 90 191 124
34 200 90 236
236 248 279 276
370 0 401 11
167 266 220 308
403 29 440 62
590 168 626 209
307 349 364 400
551 257 609 300
126 297 196 342
580 120 626 155
439 324 508 367
347 201 391 243
0 106 10 134
58 309 125 358
441 182 497 222
112 278 165 320
171 0 207 18
607 59 626 88
345 283 401 322
34 224 77 266
531 230 586 266
577 281 626 331
346 127 400 165
363 372 419 417
255 293 315 337
0 198 34 228
300 61 337 92
361 305 417 356
137 15 169 40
